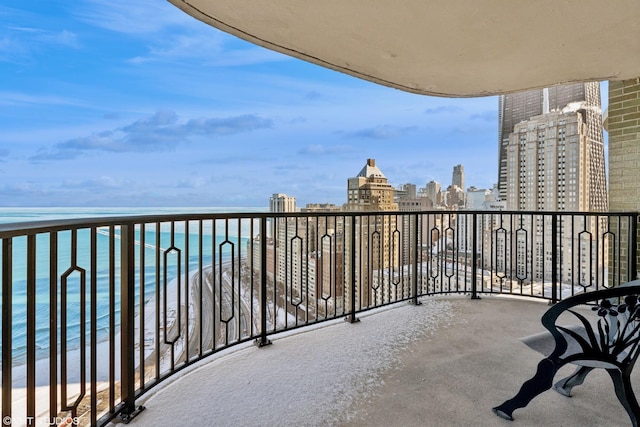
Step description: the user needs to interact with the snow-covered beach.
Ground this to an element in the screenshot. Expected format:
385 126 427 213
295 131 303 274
2 262 210 427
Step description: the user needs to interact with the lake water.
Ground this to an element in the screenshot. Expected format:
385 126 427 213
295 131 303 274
0 207 265 365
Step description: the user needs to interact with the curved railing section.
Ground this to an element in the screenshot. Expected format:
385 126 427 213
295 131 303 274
0 210 637 426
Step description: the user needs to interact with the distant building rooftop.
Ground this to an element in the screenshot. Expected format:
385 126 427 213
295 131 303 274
357 158 386 179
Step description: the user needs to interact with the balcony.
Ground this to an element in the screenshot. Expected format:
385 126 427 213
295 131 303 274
0 210 637 426
128 296 637 426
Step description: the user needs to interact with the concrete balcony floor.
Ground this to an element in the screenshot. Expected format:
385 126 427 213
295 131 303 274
124 297 635 427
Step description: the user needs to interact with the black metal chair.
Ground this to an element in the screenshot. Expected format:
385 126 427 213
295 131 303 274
493 281 640 426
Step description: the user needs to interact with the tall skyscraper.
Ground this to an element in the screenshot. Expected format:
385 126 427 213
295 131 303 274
497 82 608 211
506 110 592 211
495 86 609 286
452 164 464 191
344 159 399 307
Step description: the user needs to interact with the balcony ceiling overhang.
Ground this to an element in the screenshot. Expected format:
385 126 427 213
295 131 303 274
168 0 640 97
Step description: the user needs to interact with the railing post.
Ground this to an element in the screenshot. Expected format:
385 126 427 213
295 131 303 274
411 213 421 305
26 236 36 424
551 214 559 304
49 233 58 423
2 239 12 425
471 213 481 300
119 223 144 423
256 217 272 347
347 215 359 323
631 213 638 280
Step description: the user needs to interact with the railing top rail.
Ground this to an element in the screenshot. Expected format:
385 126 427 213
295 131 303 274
0 210 637 239
0 212 263 238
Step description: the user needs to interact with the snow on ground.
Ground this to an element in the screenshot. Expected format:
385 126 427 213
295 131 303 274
127 298 453 427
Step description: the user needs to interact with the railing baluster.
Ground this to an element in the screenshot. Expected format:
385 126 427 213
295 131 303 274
90 228 98 426
26 235 36 424
198 220 204 357
256 217 271 347
249 219 255 336
551 214 559 304
238 220 244 338
109 225 116 410
60 235 68 415
139 224 146 388
471 213 480 300
412 213 421 305
211 219 217 351
631 214 638 280
155 223 161 374
119 222 144 422
185 221 190 362
348 215 359 323
2 238 11 425
49 232 58 422
271 218 276 333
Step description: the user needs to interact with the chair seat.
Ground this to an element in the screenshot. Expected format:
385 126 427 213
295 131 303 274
520 325 588 358
520 324 626 369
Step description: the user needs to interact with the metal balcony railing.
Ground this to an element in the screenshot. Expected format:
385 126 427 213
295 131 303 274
0 210 637 426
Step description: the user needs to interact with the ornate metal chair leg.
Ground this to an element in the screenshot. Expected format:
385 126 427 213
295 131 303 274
607 369 640 427
493 358 557 421
553 366 593 397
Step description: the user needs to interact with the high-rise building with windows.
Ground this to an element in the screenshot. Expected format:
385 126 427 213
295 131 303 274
344 159 398 211
421 180 442 208
506 110 589 211
269 193 297 212
344 159 399 306
263 194 344 318
494 85 609 286
452 164 464 191
497 82 608 211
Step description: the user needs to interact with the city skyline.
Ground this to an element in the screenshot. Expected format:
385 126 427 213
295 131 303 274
274 159 488 212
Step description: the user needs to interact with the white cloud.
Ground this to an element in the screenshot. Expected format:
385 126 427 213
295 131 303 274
424 105 463 115
128 31 227 64
344 125 418 140
0 26 80 67
299 144 354 155
74 0 193 35
29 110 274 161
470 110 496 122
0 91 82 107
176 177 208 189
41 29 79 48
204 47 290 67
127 30 289 67
61 176 128 189
75 1 290 67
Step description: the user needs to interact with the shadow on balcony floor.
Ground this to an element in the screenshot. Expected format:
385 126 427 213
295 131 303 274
124 297 634 427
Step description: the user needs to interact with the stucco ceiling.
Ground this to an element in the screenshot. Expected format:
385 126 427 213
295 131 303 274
168 0 640 97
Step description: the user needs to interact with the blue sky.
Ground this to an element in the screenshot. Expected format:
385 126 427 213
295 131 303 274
0 1 607 208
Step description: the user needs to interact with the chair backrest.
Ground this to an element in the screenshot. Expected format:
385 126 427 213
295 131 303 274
542 282 640 364
604 280 640 346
